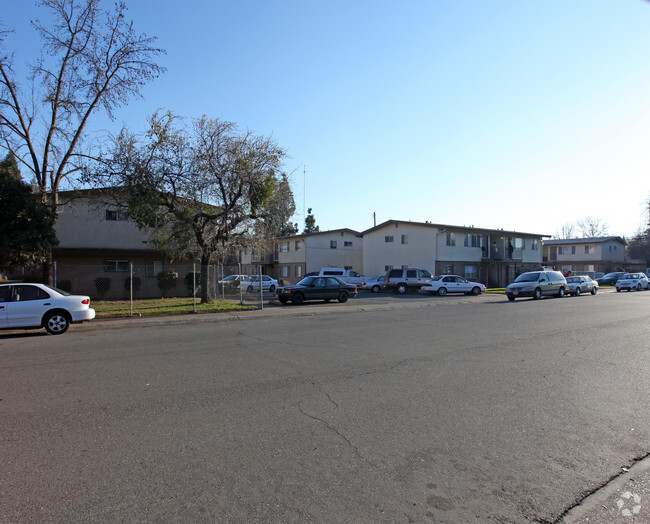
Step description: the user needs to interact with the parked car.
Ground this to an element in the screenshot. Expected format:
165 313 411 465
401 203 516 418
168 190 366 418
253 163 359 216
505 270 567 301
385 268 433 294
615 273 649 292
597 272 626 286
0 283 95 335
218 275 251 292
275 276 357 305
420 275 486 296
565 275 598 296
317 268 366 286
362 275 386 293
243 275 279 292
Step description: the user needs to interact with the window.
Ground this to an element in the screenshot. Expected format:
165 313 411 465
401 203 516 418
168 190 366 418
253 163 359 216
385 265 393 271
146 261 163 277
13 285 50 301
441 265 453 275
344 241 353 247
385 236 394 243
401 235 408 245
105 209 128 221
295 240 303 251
295 266 303 278
464 234 480 248
513 238 524 249
406 269 417 278
464 265 478 280
280 242 289 253
530 239 539 251
559 246 576 255
105 260 129 272
446 232 456 247
330 240 337 249
585 245 594 255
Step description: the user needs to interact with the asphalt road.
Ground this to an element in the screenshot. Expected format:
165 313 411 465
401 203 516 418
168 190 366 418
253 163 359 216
1 290 649 522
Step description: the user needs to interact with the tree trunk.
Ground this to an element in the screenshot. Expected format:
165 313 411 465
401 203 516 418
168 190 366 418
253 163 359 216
200 254 211 304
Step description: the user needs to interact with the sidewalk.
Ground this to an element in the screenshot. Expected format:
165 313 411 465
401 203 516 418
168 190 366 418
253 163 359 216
561 454 650 523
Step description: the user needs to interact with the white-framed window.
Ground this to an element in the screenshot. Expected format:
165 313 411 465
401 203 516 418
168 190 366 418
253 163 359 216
530 239 539 251
281 266 289 278
330 240 337 249
295 266 303 278
559 246 576 255
344 241 353 247
585 245 594 255
106 209 128 221
280 242 290 253
446 232 456 247
401 235 408 245
294 240 303 251
385 236 394 243
145 260 163 277
104 259 129 272
513 238 524 249
464 234 480 248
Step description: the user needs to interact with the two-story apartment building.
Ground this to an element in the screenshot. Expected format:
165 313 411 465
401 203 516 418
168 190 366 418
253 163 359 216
542 237 626 274
362 220 547 287
274 229 363 284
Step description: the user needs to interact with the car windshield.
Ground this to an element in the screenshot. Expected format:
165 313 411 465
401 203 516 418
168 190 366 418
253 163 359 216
296 276 316 286
514 272 540 283
566 276 580 283
603 273 620 278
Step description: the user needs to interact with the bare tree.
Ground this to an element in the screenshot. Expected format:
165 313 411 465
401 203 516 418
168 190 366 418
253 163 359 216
555 222 575 239
576 217 609 238
0 0 164 281
85 112 293 303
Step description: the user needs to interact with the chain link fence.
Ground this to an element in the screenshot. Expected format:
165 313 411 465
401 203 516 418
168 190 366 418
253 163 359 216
1 261 273 308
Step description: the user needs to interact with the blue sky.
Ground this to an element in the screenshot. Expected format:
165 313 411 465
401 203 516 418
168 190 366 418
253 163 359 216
4 1 650 237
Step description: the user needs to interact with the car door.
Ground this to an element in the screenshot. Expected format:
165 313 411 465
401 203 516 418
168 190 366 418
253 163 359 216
538 274 552 295
405 269 418 287
0 285 10 327
455 277 472 293
6 284 52 328
323 277 343 300
308 277 329 300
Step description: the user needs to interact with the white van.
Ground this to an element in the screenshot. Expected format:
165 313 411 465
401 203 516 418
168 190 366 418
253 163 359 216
317 268 366 286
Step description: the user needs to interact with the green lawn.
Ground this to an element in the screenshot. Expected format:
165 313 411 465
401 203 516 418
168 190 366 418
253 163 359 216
92 298 257 319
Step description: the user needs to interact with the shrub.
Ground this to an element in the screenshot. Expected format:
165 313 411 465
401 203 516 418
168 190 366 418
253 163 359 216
156 271 178 297
124 276 142 296
184 271 201 296
94 277 112 299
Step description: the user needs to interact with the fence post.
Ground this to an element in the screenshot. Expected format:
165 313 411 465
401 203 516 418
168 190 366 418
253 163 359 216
130 263 134 316
193 262 197 313
259 265 263 310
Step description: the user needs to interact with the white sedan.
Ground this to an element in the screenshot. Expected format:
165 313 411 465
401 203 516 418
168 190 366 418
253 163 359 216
615 273 649 292
420 275 486 296
0 283 95 335
243 275 279 292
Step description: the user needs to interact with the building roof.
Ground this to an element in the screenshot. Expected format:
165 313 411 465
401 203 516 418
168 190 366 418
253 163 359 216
361 219 551 238
543 236 627 246
275 228 362 241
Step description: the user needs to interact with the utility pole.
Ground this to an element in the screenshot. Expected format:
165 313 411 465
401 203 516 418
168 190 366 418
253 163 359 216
303 162 307 222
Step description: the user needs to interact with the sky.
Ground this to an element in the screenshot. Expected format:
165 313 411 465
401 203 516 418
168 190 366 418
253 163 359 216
3 0 650 238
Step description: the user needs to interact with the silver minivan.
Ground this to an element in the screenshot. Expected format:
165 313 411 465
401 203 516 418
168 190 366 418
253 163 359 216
506 270 567 301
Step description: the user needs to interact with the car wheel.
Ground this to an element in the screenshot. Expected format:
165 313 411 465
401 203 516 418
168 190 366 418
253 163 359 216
337 291 349 303
269 285 276 292
395 283 408 294
291 293 304 305
637 284 642 291
471 286 481 296
574 287 581 296
279 297 288 304
557 287 565 298
44 311 70 335
508 296 516 301
371 285 380 293
438 287 447 297
591 287 597 295
533 288 542 300
616 288 621 292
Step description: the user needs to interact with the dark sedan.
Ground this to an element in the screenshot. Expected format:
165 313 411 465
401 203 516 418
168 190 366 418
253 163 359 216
276 276 357 305
596 272 626 286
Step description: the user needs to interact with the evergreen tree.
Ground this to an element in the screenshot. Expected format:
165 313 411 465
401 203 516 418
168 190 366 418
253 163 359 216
304 208 320 234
